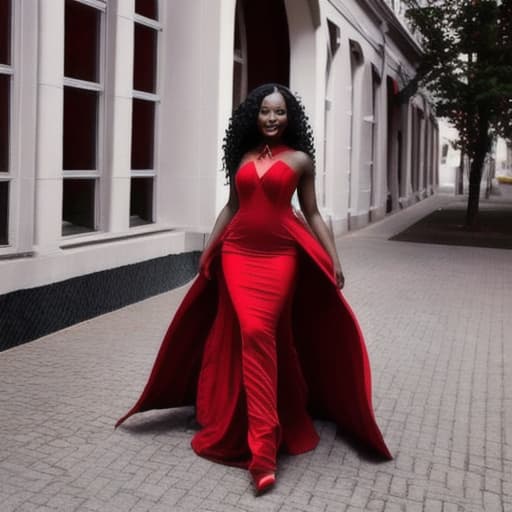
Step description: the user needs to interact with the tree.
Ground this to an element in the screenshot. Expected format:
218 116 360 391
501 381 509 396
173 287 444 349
401 0 512 226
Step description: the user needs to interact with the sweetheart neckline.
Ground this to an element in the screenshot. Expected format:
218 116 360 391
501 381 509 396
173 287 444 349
239 159 299 181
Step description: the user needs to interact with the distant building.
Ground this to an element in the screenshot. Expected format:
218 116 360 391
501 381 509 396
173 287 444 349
438 118 512 195
495 138 512 179
0 0 438 349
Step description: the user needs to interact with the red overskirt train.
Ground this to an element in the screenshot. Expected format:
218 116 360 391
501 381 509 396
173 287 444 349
116 159 392 472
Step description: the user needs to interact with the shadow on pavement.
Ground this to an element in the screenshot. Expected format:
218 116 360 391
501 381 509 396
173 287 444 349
116 407 198 434
390 197 512 250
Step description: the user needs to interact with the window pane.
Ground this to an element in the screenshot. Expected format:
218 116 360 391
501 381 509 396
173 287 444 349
233 61 243 108
234 4 241 54
65 0 100 82
0 74 9 172
135 0 158 20
63 86 98 170
62 179 96 236
0 0 11 65
130 177 153 226
133 23 157 93
0 181 8 244
131 99 155 169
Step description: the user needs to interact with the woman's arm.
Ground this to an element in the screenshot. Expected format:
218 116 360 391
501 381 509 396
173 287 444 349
296 154 345 289
198 179 239 275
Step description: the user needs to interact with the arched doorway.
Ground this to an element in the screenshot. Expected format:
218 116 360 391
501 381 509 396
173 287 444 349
322 19 341 208
348 40 364 229
233 0 290 107
369 64 381 218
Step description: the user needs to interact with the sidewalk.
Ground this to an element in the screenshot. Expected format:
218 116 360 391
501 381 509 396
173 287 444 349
1 194 511 512
390 196 512 249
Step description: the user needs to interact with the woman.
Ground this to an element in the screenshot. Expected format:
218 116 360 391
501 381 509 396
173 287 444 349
117 84 391 494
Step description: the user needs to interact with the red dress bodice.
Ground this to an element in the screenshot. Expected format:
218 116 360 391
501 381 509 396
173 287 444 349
223 159 299 255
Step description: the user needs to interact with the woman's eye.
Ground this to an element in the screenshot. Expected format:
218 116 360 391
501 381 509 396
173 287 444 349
259 108 286 116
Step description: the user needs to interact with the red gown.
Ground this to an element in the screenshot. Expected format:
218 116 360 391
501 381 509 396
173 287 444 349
116 154 392 474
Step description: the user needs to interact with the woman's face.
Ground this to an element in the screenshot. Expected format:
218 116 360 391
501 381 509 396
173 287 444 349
257 91 288 141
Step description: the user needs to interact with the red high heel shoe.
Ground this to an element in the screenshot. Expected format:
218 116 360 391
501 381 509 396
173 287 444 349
254 472 276 495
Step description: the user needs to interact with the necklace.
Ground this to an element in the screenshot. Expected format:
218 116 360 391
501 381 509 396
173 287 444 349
256 144 289 160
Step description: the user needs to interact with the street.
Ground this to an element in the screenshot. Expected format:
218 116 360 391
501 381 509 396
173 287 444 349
1 195 510 512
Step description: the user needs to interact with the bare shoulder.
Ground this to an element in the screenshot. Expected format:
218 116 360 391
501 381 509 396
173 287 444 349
238 150 257 168
287 150 314 177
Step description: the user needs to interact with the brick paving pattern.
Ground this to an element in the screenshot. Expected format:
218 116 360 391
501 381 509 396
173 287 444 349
1 195 511 511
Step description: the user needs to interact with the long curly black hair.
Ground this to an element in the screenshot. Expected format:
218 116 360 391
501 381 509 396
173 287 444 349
222 83 315 183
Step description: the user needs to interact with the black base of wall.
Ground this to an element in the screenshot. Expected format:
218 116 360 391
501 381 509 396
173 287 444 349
0 251 201 352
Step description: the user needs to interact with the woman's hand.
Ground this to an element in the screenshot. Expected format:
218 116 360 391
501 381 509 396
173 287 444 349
198 250 211 280
198 252 206 275
334 261 345 289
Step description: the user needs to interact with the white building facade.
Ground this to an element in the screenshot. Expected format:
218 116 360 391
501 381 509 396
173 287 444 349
0 0 438 348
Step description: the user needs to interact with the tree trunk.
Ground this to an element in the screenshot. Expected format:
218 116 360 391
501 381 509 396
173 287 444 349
466 165 482 227
465 114 491 227
456 151 465 195
465 141 488 227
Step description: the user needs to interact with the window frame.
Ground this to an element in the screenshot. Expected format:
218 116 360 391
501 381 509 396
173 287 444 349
61 0 107 238
130 5 162 228
232 2 248 108
0 0 15 252
0 0 40 257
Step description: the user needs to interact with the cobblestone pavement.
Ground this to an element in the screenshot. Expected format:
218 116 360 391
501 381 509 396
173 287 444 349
1 195 511 512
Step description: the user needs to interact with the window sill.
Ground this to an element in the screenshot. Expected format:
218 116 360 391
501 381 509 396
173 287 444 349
0 251 35 261
60 225 179 250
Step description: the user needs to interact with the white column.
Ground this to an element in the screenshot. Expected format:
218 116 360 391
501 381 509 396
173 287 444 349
34 0 65 252
105 0 134 233
352 63 372 227
201 0 236 225
11 1 39 253
286 0 319 138
157 0 232 233
326 39 351 235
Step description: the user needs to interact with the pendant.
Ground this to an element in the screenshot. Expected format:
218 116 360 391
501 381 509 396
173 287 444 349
257 144 273 160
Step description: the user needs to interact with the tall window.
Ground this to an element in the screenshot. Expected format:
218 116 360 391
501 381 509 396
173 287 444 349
349 41 364 218
369 67 380 208
62 0 105 236
410 105 423 193
233 2 247 108
130 0 160 227
0 0 12 245
441 143 449 165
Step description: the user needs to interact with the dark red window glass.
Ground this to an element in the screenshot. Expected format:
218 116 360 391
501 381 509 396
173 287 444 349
234 7 241 54
133 23 157 93
131 99 155 169
135 0 158 20
0 181 9 244
0 0 11 65
62 179 96 236
130 177 154 226
64 0 100 82
233 61 243 108
0 74 9 173
63 86 98 170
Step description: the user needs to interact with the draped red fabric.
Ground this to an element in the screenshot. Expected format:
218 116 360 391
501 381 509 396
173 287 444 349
116 157 392 465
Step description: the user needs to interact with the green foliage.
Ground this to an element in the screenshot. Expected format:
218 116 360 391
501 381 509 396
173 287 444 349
403 0 512 157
